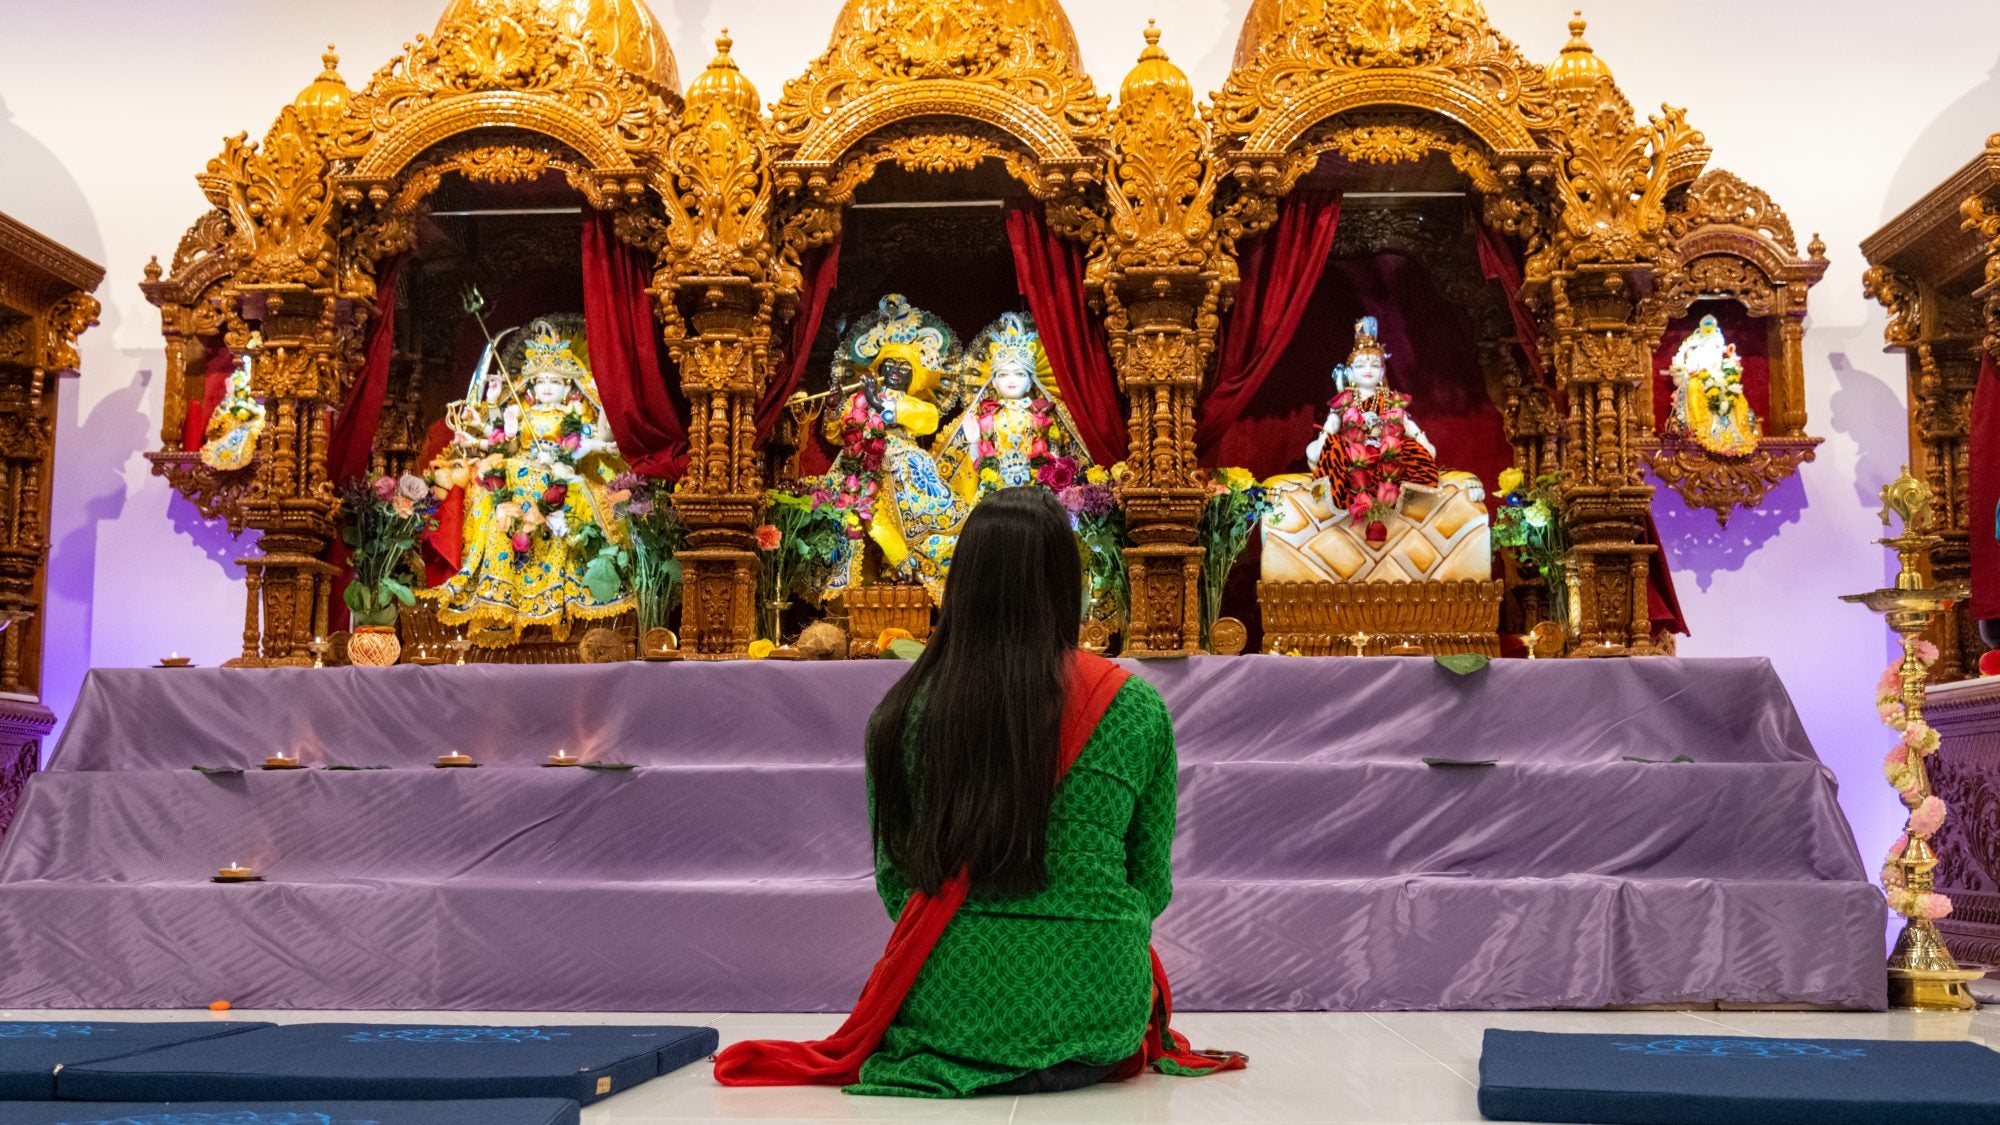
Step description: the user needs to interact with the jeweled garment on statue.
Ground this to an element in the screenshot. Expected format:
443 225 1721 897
199 354 265 472
935 312 1093 503
424 316 635 641
1668 314 1760 457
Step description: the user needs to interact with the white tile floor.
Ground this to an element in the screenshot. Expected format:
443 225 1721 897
8 1006 1999 1123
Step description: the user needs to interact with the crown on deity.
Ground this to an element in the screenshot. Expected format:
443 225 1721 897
1349 316 1388 364
520 318 589 388
987 312 1039 375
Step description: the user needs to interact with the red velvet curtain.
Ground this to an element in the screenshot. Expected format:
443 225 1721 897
1005 202 1127 467
582 210 687 480
1197 189 1343 459
1471 207 1547 380
182 339 235 451
1972 351 2000 622
757 239 842 441
327 257 405 485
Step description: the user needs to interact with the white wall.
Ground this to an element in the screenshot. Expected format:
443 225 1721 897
1 0 1992 877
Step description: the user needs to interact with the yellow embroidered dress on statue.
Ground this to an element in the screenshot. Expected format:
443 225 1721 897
425 317 634 641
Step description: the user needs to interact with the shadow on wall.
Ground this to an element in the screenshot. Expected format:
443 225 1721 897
1650 473 1807 594
1828 349 1915 511
1882 50 2000 220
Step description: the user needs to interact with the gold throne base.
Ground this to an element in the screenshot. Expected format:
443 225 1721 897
1260 579 1504 656
844 585 935 657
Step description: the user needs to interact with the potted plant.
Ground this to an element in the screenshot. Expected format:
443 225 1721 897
338 474 438 666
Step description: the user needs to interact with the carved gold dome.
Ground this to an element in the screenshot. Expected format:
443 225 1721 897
433 0 681 94
1120 22 1190 104
1232 0 1492 69
1546 11 1614 93
828 0 1087 75
292 44 352 134
686 31 759 116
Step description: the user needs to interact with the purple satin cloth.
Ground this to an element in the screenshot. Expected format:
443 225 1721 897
0 656 1886 1012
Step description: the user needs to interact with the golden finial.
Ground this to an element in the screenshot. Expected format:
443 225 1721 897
1809 233 1827 261
142 256 163 284
292 41 351 135
1120 18 1190 102
685 26 759 115
1547 9 1614 93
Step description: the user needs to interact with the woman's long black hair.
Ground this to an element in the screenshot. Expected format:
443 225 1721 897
866 486 1084 897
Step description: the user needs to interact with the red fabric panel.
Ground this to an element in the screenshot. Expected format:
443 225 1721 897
327 258 405 485
582 210 688 480
1971 351 2000 621
182 340 235 451
1650 300 1771 434
1005 203 1127 467
759 239 843 441
1196 189 1342 459
1470 209 1547 379
1644 512 1689 638
712 652 1135 1087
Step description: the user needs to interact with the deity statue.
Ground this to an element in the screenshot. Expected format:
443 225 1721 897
199 350 265 472
935 312 1092 503
1667 314 1760 456
424 315 634 641
1306 316 1440 534
819 295 969 604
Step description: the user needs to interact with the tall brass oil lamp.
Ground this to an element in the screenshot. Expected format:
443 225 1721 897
1841 468 1983 1010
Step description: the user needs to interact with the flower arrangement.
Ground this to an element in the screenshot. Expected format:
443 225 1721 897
572 473 685 634
1198 467 1270 646
1492 468 1571 623
1877 638 1953 922
758 486 851 641
338 474 438 628
1329 386 1416 531
831 395 890 542
1057 464 1127 628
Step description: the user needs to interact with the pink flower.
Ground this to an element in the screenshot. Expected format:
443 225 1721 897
1376 482 1400 505
810 487 833 508
371 476 397 502
1037 457 1077 491
1914 639 1941 665
1883 744 1909 771
560 432 582 452
1877 701 1906 724
1922 892 1953 920
510 532 532 554
978 441 999 460
391 495 415 518
1910 795 1948 838
755 524 783 552
1028 438 1050 461
1876 664 1902 698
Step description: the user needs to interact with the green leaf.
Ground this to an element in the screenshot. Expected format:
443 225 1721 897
1434 653 1491 676
582 557 622 603
192 765 244 776
343 582 371 615
885 638 928 661
579 761 637 771
1422 758 1499 769
381 578 416 606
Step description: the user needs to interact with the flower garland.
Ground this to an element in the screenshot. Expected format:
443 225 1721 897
831 394 890 541
1331 387 1415 525
1877 638 1953 922
974 396 1059 486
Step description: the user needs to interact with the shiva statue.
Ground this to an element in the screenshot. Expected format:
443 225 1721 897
819 295 969 605
424 315 634 642
1306 316 1440 529
935 311 1092 503
198 349 265 472
1667 313 1760 456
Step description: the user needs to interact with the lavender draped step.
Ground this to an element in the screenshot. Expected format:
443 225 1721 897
0 656 1886 1012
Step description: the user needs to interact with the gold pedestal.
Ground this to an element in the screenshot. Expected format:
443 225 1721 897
846 585 934 657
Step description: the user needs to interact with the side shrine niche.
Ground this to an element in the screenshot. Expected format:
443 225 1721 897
0 211 102 836
1863 137 2000 683
138 0 1821 664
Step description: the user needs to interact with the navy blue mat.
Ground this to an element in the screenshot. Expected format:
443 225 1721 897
0 1022 274 1100
0 1097 578 1124
56 1024 716 1107
1479 1029 2000 1124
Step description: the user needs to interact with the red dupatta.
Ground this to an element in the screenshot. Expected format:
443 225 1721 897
714 651 1242 1088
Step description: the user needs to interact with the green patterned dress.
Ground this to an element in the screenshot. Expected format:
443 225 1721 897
850 677 1178 1098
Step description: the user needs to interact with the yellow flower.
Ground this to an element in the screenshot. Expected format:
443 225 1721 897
1218 466 1255 491
1085 465 1110 486
978 467 1002 487
1497 468 1526 496
1110 461 1130 481
747 639 776 660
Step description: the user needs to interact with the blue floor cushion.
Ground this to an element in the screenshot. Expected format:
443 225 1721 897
0 1022 274 1100
56 1024 717 1107
1479 1029 2000 1124
0 1097 578 1124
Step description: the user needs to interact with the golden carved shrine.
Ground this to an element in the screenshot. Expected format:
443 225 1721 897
0 211 102 831
138 0 1833 664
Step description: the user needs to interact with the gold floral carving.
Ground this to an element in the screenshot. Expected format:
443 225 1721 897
1864 265 1923 349
1640 435 1822 527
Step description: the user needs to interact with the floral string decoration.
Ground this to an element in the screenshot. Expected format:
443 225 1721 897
1332 386 1416 532
1876 638 1953 922
975 395 1060 486
831 396 890 541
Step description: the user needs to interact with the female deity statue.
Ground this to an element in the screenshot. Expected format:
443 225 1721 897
1667 313 1760 456
1306 316 1440 536
199 351 265 472
935 312 1093 503
819 295 969 604
425 316 634 641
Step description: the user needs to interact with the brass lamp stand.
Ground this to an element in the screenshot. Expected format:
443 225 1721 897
1841 468 1983 1010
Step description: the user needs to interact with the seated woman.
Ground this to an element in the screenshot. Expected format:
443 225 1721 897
715 488 1242 1097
